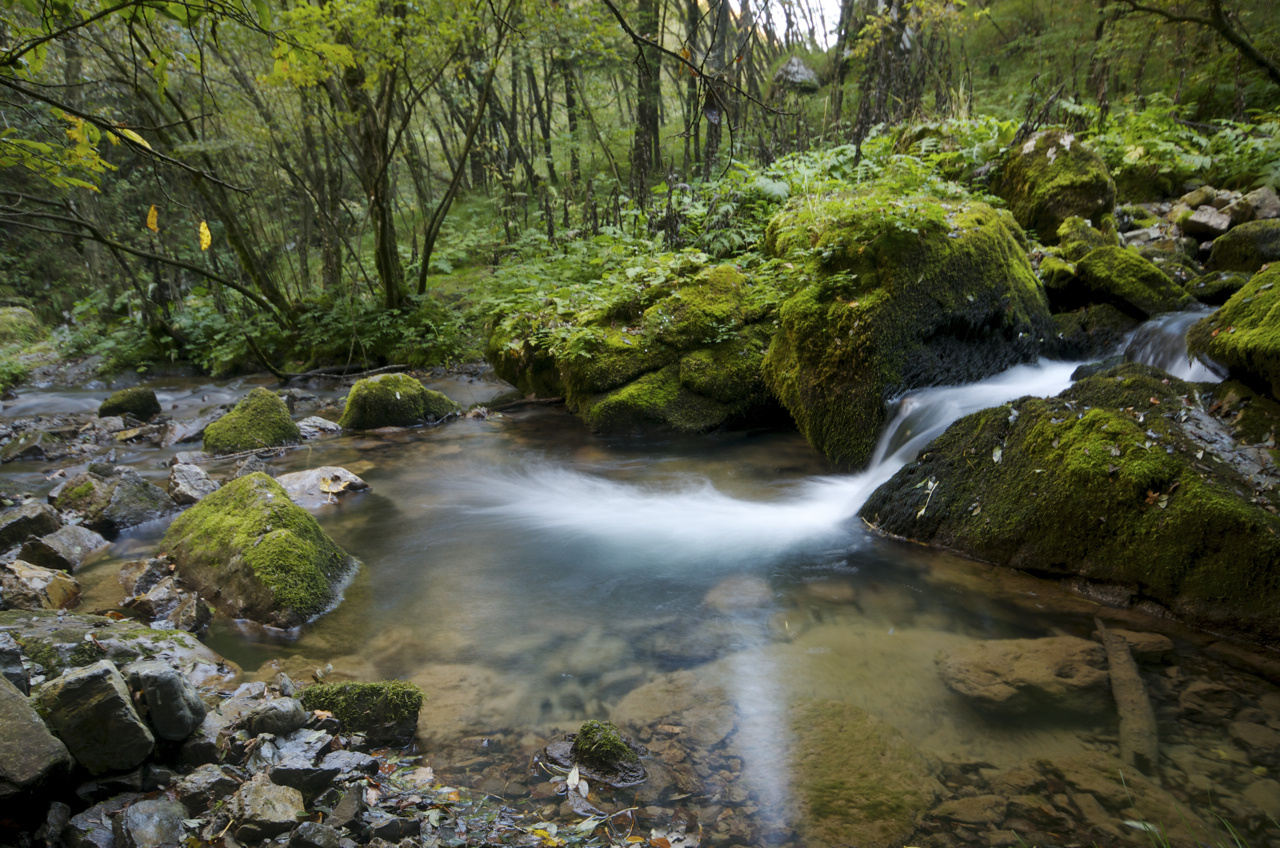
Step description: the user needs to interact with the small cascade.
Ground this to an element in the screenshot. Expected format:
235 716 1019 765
1123 308 1224 382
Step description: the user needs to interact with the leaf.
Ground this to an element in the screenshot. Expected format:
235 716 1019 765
566 765 579 790
146 204 159 233
992 446 1002 463
119 128 151 150
198 220 211 250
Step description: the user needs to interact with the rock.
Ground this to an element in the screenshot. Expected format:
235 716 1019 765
171 450 212 466
932 794 1008 825
52 468 176 534
1049 303 1137 359
159 411 222 447
243 697 309 736
231 454 269 478
339 373 460 430
0 559 80 610
1187 266 1280 398
936 636 1111 715
1246 186 1280 220
161 473 360 628
762 195 1053 467
123 575 213 634
1229 721 1280 767
0 632 27 693
772 55 820 91
543 720 647 788
1181 205 1232 239
319 749 378 778
991 129 1116 244
1056 215 1118 261
860 363 1280 640
270 755 340 795
297 416 342 439
1180 185 1217 209
35 660 155 775
19 525 107 572
168 463 219 505
275 467 370 510
291 821 343 848
1090 628 1172 663
118 556 171 596
703 575 773 612
125 659 208 741
203 387 302 454
1070 246 1192 319
0 502 61 548
0 306 44 344
1192 269 1252 305
298 681 422 746
99 387 161 421
1206 219 1280 272
0 674 73 799
111 798 186 848
0 430 63 463
175 763 239 813
66 793 140 848
231 772 305 841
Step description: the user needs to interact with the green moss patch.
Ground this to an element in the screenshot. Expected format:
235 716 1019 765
571 720 639 769
991 129 1116 245
1056 216 1118 262
99 386 161 420
0 307 46 346
1206 220 1280 273
299 680 424 746
339 373 459 430
203 387 301 454
1187 266 1280 399
1072 246 1192 319
1190 270 1252 305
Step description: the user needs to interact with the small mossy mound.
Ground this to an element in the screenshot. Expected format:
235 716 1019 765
161 472 359 628
98 387 161 421
203 388 301 454
1050 304 1139 359
1070 246 1193 319
1138 246 1202 288
990 129 1116 245
0 307 45 346
1187 265 1280 398
1056 216 1118 262
1190 270 1252 305
571 720 639 769
860 363 1280 641
1206 219 1280 273
339 373 459 430
761 192 1053 468
298 681 424 746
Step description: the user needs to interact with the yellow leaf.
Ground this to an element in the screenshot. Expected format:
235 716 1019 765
198 220 211 251
146 204 159 233
119 128 152 150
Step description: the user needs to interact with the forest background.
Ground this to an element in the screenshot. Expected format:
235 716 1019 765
0 0 1277 383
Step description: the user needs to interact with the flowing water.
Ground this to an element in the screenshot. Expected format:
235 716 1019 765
7 313 1278 846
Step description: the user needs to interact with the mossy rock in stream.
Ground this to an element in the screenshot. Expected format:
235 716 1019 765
202 387 301 454
1187 266 1280 399
339 373 459 430
544 720 647 787
859 363 1280 641
761 192 1054 468
161 473 359 629
1069 246 1193 319
1056 216 1118 262
298 681 424 746
53 467 176 534
990 129 1116 245
1205 219 1280 273
98 386 161 421
1189 270 1252 305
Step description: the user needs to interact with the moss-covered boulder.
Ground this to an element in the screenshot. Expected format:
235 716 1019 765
1049 304 1138 359
991 129 1116 245
298 681 423 746
52 468 176 534
1206 219 1280 273
1055 216 1118 262
0 307 45 346
859 363 1280 641
1190 270 1252 305
203 388 301 455
161 473 359 629
338 373 459 430
761 194 1053 468
99 387 161 421
1068 246 1193 319
1187 266 1280 398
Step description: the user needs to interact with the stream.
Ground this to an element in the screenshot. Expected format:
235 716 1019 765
6 313 1279 846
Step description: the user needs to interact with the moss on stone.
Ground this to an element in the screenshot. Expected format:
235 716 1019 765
1056 216 1118 262
0 307 45 346
1204 381 1280 446
991 129 1117 245
203 388 301 454
99 386 161 421
1206 220 1280 273
299 680 424 745
1050 304 1139 359
161 473 358 627
1038 254 1077 292
571 720 638 769
339 373 459 430
1190 270 1252 305
1187 266 1280 398
581 365 735 433
1073 246 1193 319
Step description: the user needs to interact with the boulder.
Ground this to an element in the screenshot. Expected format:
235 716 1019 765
860 363 1280 639
125 658 207 741
1191 269 1252 305
1055 216 1118 262
297 416 342 439
1068 246 1193 319
98 387 161 421
1246 186 1280 220
0 502 61 549
338 373 460 430
297 680 423 746
275 466 370 510
1049 304 1137 359
936 636 1111 715
991 129 1116 244
0 675 73 799
65 793 140 848
168 463 218 505
1187 266 1280 398
231 772 305 841
0 306 45 345
1181 205 1232 239
1206 219 1280 272
762 194 1053 467
270 755 340 796
773 55 820 91
203 387 302 454
241 697 308 736
175 763 238 813
0 559 80 610
161 473 359 628
52 468 176 534
111 798 186 848
19 525 107 572
35 660 155 775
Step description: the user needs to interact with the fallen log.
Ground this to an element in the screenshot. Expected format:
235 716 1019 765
1095 617 1160 776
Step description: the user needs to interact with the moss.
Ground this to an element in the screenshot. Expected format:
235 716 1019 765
1190 270 1252 305
1038 254 1077 292
762 195 1053 469
299 680 424 744
1206 220 1280 273
98 386 161 420
339 373 459 430
1137 247 1202 288
203 387 301 454
642 265 750 349
1119 204 1159 230
161 472 357 626
1187 266 1280 398
0 307 45 346
580 365 734 433
15 637 64 675
678 323 772 404
571 720 638 768
1073 246 1193 319
1056 216 1118 262
1050 304 1139 359
990 129 1117 244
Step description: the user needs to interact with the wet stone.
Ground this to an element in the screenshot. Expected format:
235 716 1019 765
168 463 219 505
271 755 340 795
125 658 207 741
0 632 27 693
176 764 239 813
36 660 155 775
0 502 61 548
0 674 73 799
65 793 141 848
320 749 378 779
291 821 343 848
112 798 186 848
0 559 80 610
232 772 305 841
244 697 309 736
19 524 108 572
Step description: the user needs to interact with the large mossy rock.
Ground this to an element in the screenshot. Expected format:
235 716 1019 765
1206 219 1280 273
99 386 161 421
1066 245 1193 319
338 373 459 430
487 259 781 433
298 681 423 746
1187 265 1280 398
859 363 1280 640
161 473 359 628
991 129 1116 245
203 388 301 455
761 194 1053 468
0 307 45 345
52 468 176 534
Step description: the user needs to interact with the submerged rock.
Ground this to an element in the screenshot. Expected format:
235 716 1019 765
1187 265 1280 399
203 387 302 454
991 129 1116 244
275 467 369 510
98 387 161 421
339 373 459 430
161 473 359 628
298 681 423 746
936 636 1111 715
544 719 647 788
35 660 155 775
52 467 176 534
